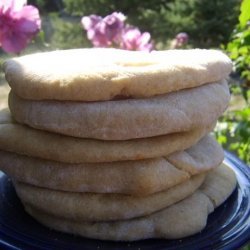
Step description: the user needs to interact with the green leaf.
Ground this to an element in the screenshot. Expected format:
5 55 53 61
216 134 227 144
238 46 249 54
239 0 250 27
234 107 250 119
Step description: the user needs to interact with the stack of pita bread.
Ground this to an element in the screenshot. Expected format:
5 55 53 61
0 48 237 241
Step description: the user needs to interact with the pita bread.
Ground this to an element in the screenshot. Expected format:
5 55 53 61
0 135 223 195
9 80 230 140
22 164 237 240
0 150 189 196
0 109 215 163
168 135 224 175
199 163 238 207
14 173 205 222
4 49 232 101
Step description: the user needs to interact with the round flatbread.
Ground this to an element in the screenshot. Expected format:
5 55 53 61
9 80 230 140
22 164 237 240
4 48 232 101
15 173 205 222
0 135 223 195
167 135 224 175
0 150 189 195
0 109 215 163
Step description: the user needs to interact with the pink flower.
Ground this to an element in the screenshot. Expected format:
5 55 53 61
82 12 153 51
121 27 153 51
81 12 125 47
81 15 102 40
176 32 189 45
0 0 41 53
171 32 189 49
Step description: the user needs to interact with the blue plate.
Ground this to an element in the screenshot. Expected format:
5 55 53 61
0 151 249 250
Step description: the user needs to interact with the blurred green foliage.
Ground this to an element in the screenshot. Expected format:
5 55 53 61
62 0 240 48
226 3 250 91
43 15 90 50
25 0 240 50
215 102 250 164
215 0 250 165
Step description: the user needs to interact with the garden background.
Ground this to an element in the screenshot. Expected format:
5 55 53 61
0 0 249 248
